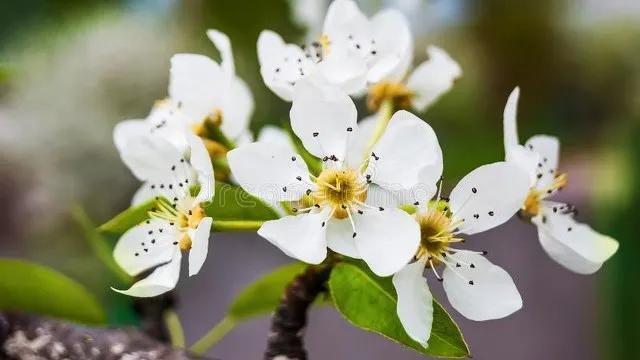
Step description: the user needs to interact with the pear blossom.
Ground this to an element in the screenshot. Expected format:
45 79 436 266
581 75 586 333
228 78 442 276
112 133 214 297
114 29 254 156
367 45 462 113
257 0 413 100
393 161 530 346
503 87 619 274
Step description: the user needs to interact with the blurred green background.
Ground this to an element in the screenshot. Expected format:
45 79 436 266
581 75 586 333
0 0 638 358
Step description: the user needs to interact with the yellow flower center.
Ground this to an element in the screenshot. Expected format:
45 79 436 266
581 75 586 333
521 173 568 217
319 34 331 56
415 208 461 267
312 168 367 220
367 81 414 111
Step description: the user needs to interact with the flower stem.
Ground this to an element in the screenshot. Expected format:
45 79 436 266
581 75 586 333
163 310 185 348
212 220 264 232
364 99 394 160
189 315 236 356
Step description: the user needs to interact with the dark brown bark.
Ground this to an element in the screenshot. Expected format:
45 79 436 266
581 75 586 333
263 265 332 360
0 312 197 360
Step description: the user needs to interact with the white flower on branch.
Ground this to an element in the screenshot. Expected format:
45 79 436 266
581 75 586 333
228 78 443 277
503 87 619 274
112 134 214 297
393 161 530 347
113 29 254 154
257 0 413 101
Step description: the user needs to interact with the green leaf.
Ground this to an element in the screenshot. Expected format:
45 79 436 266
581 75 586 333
329 262 469 358
206 183 280 222
98 198 157 237
73 206 132 285
228 262 307 321
0 258 106 325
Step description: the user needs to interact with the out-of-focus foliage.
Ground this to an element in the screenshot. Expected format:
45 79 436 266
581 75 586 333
0 258 106 324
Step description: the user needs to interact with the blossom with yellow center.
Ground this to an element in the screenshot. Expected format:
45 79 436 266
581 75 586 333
257 0 415 101
228 78 443 277
503 87 618 274
393 161 530 348
112 133 215 297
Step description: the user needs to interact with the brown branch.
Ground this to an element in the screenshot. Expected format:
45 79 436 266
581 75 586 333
0 312 199 360
264 265 332 360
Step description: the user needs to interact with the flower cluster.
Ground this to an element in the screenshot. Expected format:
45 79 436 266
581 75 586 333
108 0 619 349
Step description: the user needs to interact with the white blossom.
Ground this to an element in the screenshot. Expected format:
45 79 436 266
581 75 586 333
503 87 619 274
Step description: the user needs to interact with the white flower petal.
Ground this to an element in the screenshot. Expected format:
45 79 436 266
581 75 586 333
119 136 187 182
353 208 420 276
406 46 461 112
188 217 213 276
206 29 235 76
220 76 254 140
258 125 295 150
323 0 368 42
290 78 357 161
506 145 540 187
326 218 361 258
524 135 560 190
503 87 520 151
113 250 182 298
367 111 442 194
257 30 314 101
257 209 330 264
345 114 377 168
114 219 181 276
131 183 156 206
532 203 619 274
316 44 368 94
393 257 433 347
227 142 313 203
449 162 530 235
114 119 148 155
186 134 214 203
169 54 226 122
368 9 413 82
443 250 522 321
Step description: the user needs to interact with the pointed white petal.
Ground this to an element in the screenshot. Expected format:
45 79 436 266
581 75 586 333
113 219 181 276
290 78 357 161
257 30 314 101
368 9 413 82
169 54 226 122
326 218 361 258
257 209 330 264
443 250 522 321
524 135 560 190
353 208 420 276
220 76 254 140
186 134 214 203
449 162 529 235
227 142 313 203
532 203 619 274
393 257 433 347
113 250 182 298
367 111 442 195
188 217 213 276
206 29 235 76
506 145 540 187
406 46 461 112
503 87 520 152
